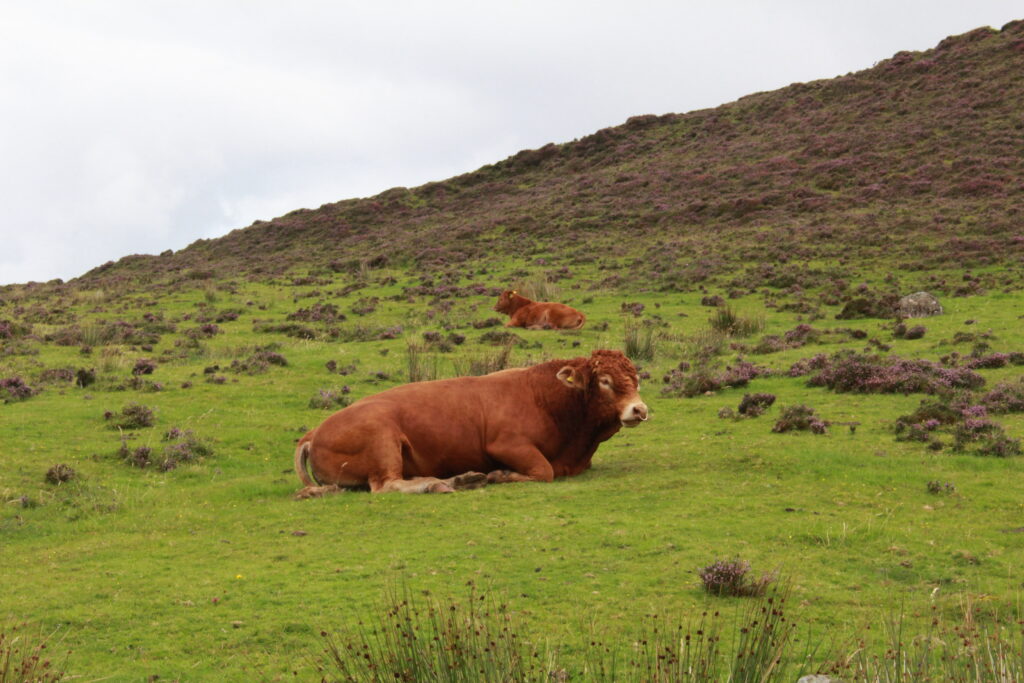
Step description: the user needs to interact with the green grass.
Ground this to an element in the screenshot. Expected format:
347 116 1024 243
3 264 1024 680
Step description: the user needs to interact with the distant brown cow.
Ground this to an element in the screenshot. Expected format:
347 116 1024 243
294 349 647 497
494 290 586 330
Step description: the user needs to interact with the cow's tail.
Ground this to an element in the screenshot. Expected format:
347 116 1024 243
573 313 587 330
294 440 319 487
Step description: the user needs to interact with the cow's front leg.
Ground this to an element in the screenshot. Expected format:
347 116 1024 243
484 443 554 484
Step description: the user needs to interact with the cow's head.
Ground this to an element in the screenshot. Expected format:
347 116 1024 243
556 349 649 428
494 289 525 314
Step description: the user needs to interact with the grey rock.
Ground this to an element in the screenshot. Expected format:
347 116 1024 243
898 291 943 318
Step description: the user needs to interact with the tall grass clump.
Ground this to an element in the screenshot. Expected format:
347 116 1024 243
452 341 516 377
708 306 765 338
623 319 658 362
0 623 69 682
315 585 546 682
406 340 441 383
820 599 1024 682
514 277 560 303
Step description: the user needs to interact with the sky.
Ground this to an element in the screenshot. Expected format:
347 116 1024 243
1 2 1021 285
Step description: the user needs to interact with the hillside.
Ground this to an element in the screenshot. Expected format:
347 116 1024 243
70 21 1024 294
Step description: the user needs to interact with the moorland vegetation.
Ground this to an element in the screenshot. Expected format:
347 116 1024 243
2 21 1024 681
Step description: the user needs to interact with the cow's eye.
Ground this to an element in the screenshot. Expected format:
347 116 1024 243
599 376 613 390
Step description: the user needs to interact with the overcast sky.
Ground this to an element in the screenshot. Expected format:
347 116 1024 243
1 2 1020 284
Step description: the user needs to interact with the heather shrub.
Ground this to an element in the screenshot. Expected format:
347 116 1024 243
471 317 502 329
131 358 157 376
184 323 221 340
926 481 956 495
662 361 769 398
253 321 317 339
698 559 775 597
737 392 776 417
160 428 215 470
309 388 352 410
772 405 827 434
229 348 288 374
1 376 36 403
74 368 96 388
105 403 155 430
287 302 346 324
350 296 380 316
893 323 927 340
835 292 898 319
978 378 1024 413
807 352 984 395
45 463 76 484
953 419 1021 456
620 301 645 317
38 367 75 384
478 330 526 347
965 352 1011 369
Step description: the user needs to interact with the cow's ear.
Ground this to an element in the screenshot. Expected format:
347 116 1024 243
556 366 584 390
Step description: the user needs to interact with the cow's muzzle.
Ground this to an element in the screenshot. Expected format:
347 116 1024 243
621 401 649 427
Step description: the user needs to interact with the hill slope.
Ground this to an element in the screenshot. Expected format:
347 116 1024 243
73 21 1024 292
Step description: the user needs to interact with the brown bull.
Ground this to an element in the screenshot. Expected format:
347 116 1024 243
294 349 647 497
494 290 586 330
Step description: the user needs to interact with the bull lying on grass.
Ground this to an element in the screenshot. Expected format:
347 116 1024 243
494 289 586 330
294 349 647 497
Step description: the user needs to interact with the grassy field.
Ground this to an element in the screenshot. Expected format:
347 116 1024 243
2 261 1024 680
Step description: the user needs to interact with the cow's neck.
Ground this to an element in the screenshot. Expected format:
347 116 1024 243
532 365 621 470
507 294 532 312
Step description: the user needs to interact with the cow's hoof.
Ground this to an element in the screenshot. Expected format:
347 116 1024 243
486 470 512 484
427 481 456 494
451 472 488 490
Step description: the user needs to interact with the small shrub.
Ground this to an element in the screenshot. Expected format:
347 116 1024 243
621 301 645 317
978 378 1024 414
807 352 984 395
1 376 36 402
118 440 154 468
738 392 776 416
75 368 96 388
309 388 352 410
38 367 75 384
45 463 76 484
662 361 770 398
160 428 214 470
698 559 775 597
772 404 826 433
131 358 156 376
479 330 525 347
927 480 956 494
105 403 155 430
